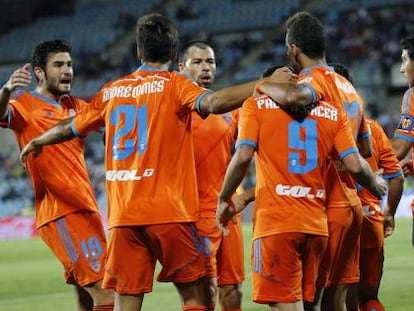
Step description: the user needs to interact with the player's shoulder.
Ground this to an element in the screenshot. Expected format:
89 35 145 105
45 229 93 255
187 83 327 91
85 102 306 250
10 89 29 101
403 87 414 101
60 94 88 111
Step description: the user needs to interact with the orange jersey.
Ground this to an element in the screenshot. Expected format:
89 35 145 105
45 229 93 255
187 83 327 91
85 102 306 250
237 95 358 240
299 64 369 207
358 119 402 215
72 66 211 228
192 111 238 218
395 87 414 155
0 91 99 228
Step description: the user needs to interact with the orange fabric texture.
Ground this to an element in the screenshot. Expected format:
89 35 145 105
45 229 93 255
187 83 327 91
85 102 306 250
299 64 369 208
251 234 327 303
237 95 358 240
39 211 106 286
3 91 99 228
196 214 245 285
103 223 206 294
192 111 238 218
72 67 210 228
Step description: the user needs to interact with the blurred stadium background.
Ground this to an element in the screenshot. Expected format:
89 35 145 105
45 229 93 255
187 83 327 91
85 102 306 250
0 0 414 238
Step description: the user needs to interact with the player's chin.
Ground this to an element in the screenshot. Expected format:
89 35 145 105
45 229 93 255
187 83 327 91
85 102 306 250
59 85 72 93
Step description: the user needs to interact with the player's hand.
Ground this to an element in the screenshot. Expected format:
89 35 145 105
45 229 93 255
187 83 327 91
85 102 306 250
231 192 250 214
269 66 297 84
372 168 387 199
254 67 297 97
216 199 237 236
20 139 43 167
400 159 413 177
3 63 32 92
383 215 395 238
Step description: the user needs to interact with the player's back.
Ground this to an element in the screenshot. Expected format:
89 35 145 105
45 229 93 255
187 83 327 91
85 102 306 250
76 66 210 227
299 65 368 207
238 95 357 239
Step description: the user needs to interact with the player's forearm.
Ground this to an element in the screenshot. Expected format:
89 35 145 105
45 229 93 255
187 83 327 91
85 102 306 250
352 157 384 199
259 82 312 108
32 117 75 146
201 81 257 114
219 158 251 202
239 186 256 204
383 175 404 217
0 85 11 120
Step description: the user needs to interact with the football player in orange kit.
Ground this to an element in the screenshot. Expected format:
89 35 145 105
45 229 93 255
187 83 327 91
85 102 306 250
333 63 403 311
179 41 245 311
216 64 386 311
19 13 295 311
392 34 414 252
0 40 114 311
256 12 381 311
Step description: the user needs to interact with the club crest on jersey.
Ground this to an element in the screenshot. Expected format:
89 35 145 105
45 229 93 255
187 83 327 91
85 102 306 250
222 112 232 124
397 115 414 131
90 258 102 273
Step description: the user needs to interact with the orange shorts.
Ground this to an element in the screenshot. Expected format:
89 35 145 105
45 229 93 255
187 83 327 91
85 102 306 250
196 214 245 285
103 223 207 295
38 210 107 286
251 233 327 304
359 247 383 288
317 205 363 288
360 212 384 249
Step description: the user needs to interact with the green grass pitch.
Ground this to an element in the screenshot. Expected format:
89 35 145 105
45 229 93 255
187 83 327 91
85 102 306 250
0 218 413 310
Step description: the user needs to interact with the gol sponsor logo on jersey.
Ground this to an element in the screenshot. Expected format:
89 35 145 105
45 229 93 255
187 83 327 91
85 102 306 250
275 184 325 199
106 168 154 181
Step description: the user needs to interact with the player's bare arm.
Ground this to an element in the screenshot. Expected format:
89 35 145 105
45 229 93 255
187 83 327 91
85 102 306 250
20 117 75 164
231 186 255 214
383 174 404 237
400 158 413 176
357 136 373 158
391 138 412 160
258 81 313 111
199 68 296 114
0 63 32 120
342 153 387 199
217 145 254 234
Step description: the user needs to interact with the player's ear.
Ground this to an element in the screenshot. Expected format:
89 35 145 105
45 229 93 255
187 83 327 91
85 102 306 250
137 47 143 62
33 66 45 83
289 43 300 58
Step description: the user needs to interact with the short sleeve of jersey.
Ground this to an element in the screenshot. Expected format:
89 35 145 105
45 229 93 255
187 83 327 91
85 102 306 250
235 97 260 150
71 90 105 137
394 88 414 143
174 73 213 115
1 91 30 131
333 108 358 159
357 112 371 140
298 74 322 103
370 120 403 179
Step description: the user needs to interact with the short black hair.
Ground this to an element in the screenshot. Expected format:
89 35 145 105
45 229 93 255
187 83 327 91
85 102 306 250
401 34 414 60
136 13 179 63
179 41 214 63
32 40 72 71
261 65 292 78
285 11 326 59
330 63 354 85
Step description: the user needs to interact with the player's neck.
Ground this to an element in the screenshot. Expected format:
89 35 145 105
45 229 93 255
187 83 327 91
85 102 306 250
141 61 170 71
301 56 326 70
34 86 63 103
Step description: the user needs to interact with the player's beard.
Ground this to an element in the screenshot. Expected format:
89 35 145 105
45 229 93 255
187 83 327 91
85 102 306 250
44 74 71 96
